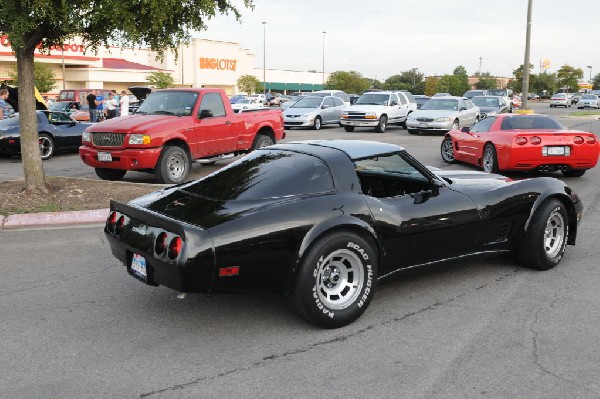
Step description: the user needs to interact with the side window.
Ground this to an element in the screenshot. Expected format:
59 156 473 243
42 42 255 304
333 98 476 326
198 93 226 118
337 92 350 103
397 93 407 105
402 91 416 103
465 99 475 109
324 98 335 107
458 99 466 110
333 97 344 107
470 116 496 133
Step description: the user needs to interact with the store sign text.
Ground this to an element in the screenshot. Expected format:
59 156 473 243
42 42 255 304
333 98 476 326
0 35 85 53
199 57 237 72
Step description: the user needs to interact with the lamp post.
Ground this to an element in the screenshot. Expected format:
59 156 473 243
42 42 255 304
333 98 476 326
520 0 533 110
262 21 267 95
587 65 593 87
322 31 326 87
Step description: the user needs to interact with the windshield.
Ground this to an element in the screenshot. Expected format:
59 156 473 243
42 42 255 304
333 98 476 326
182 150 334 200
237 99 253 104
471 97 499 107
354 152 428 182
137 91 199 116
500 115 564 130
291 97 323 108
356 93 391 105
487 89 507 96
581 95 597 100
49 102 71 111
420 99 458 111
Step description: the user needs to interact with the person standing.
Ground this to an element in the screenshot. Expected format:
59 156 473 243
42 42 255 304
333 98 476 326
86 90 97 122
106 93 118 119
119 91 130 116
95 91 105 121
0 89 9 120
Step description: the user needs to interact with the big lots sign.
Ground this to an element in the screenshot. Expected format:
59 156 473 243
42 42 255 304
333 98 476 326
0 35 85 53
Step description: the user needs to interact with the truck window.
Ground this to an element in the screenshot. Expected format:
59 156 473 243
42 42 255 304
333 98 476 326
396 93 407 105
198 92 226 118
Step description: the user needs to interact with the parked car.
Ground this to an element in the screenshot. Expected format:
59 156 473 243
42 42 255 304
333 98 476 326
349 94 360 105
340 91 417 133
128 86 152 114
488 88 514 111
440 113 599 177
432 92 452 97
570 93 582 104
413 95 431 109
527 92 540 100
248 93 267 105
57 89 111 106
105 139 584 328
470 96 509 117
229 95 247 104
463 89 488 99
280 95 303 111
283 96 345 130
406 96 480 134
512 95 522 109
310 90 351 106
0 111 92 159
231 98 267 112
550 93 571 108
576 94 600 109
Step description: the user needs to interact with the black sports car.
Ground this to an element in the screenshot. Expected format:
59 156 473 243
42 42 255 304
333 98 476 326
0 111 92 159
105 140 583 328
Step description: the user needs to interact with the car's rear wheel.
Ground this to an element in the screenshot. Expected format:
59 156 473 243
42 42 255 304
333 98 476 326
517 199 568 270
482 143 499 173
343 126 355 132
39 134 54 160
313 116 322 130
562 169 586 177
251 134 274 150
95 168 127 181
290 231 378 328
441 136 456 163
155 145 190 184
374 115 387 133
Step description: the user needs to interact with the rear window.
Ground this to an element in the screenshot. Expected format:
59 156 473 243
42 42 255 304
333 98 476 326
500 115 564 130
182 150 335 200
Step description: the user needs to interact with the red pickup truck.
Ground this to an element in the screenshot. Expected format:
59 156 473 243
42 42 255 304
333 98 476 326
79 88 284 184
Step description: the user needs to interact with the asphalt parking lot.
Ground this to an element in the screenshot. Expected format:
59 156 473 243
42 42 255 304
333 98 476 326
1 101 600 398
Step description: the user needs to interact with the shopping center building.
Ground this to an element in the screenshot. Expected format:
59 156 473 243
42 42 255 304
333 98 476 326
0 36 327 97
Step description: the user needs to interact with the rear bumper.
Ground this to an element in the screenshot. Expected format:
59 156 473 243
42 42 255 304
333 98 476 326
504 146 599 170
79 145 162 170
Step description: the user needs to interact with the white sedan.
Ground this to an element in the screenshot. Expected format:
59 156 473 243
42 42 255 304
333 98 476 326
231 99 267 112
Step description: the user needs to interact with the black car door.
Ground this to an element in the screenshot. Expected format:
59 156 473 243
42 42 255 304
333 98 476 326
356 152 482 274
45 112 82 149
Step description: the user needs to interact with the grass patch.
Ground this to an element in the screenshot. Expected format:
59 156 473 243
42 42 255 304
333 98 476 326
0 203 63 216
570 111 600 116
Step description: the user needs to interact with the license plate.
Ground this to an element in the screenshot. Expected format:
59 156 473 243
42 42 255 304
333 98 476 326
98 152 112 162
547 146 565 155
130 253 147 280
419 123 428 128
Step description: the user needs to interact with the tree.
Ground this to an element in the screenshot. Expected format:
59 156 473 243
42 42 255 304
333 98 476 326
473 72 497 90
382 69 425 94
146 71 175 89
593 74 600 90
364 77 382 90
424 76 439 96
382 75 411 91
236 74 261 94
509 63 534 93
8 62 56 93
0 0 252 192
556 65 584 93
451 66 470 95
531 72 558 97
325 71 370 94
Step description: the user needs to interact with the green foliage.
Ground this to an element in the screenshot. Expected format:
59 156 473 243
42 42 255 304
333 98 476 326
509 64 535 92
382 69 425 94
146 71 175 89
236 74 261 94
424 76 438 96
364 77 382 90
473 72 497 90
593 74 600 90
556 65 584 92
8 62 56 93
325 71 370 94
531 72 557 96
451 65 470 95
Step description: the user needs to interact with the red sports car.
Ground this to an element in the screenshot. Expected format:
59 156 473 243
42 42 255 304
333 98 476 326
440 114 599 177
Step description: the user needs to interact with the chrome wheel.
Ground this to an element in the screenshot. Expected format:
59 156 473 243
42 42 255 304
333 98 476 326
441 137 455 162
483 146 495 173
544 210 565 259
39 135 54 160
451 120 459 131
166 153 186 180
315 249 365 310
314 117 321 130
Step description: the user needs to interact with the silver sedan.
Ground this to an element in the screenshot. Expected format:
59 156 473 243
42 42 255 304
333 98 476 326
406 96 480 135
283 96 345 130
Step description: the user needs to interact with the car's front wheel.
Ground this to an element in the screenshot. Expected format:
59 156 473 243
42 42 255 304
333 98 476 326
343 126 355 132
313 116 322 130
39 133 54 160
374 115 387 133
517 199 568 270
290 231 378 328
482 143 499 173
441 136 456 163
407 129 419 135
155 145 190 184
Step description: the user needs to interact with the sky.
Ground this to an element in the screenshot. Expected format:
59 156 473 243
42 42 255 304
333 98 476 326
200 0 599 81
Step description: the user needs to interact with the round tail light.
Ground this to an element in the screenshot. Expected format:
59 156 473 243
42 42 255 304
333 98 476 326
155 232 168 255
116 216 125 235
530 136 541 145
573 136 584 144
108 211 117 227
515 137 528 145
168 236 182 260
586 136 597 144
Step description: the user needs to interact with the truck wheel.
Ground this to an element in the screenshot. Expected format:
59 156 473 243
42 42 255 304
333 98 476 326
290 231 378 328
39 134 55 160
313 116 322 130
95 168 126 181
343 126 355 132
374 115 387 133
155 146 190 184
251 134 274 150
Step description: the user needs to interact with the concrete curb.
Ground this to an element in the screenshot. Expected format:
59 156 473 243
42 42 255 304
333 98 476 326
1 208 109 230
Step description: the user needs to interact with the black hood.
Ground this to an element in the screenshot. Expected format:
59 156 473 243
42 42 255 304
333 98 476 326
128 86 152 101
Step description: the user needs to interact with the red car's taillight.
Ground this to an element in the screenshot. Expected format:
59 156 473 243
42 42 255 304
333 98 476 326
573 136 584 144
587 136 597 144
530 136 541 145
168 236 182 260
515 137 528 145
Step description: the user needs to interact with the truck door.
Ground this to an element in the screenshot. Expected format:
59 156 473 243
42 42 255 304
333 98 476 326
194 92 237 157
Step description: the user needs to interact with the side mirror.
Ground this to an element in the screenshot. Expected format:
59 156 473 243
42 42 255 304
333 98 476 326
460 107 467 111
321 104 330 109
199 109 213 119
461 126 470 133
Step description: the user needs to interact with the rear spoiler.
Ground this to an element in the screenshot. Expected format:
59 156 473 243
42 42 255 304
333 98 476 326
109 200 188 237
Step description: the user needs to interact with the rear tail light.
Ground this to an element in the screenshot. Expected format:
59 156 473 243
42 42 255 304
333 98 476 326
155 232 168 255
168 236 182 260
530 136 541 145
515 137 528 145
107 211 117 228
573 136 584 144
116 216 125 235
587 136 597 144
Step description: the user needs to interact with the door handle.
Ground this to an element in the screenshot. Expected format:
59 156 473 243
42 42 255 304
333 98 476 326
224 121 231 125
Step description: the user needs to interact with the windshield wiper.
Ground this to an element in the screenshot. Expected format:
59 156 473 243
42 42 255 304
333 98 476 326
152 110 176 116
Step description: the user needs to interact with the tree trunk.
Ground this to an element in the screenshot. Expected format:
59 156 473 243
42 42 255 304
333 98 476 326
16 48 47 192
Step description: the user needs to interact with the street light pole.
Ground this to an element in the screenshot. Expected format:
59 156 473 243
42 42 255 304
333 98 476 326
521 0 533 110
322 31 326 87
587 65 593 87
262 21 267 95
